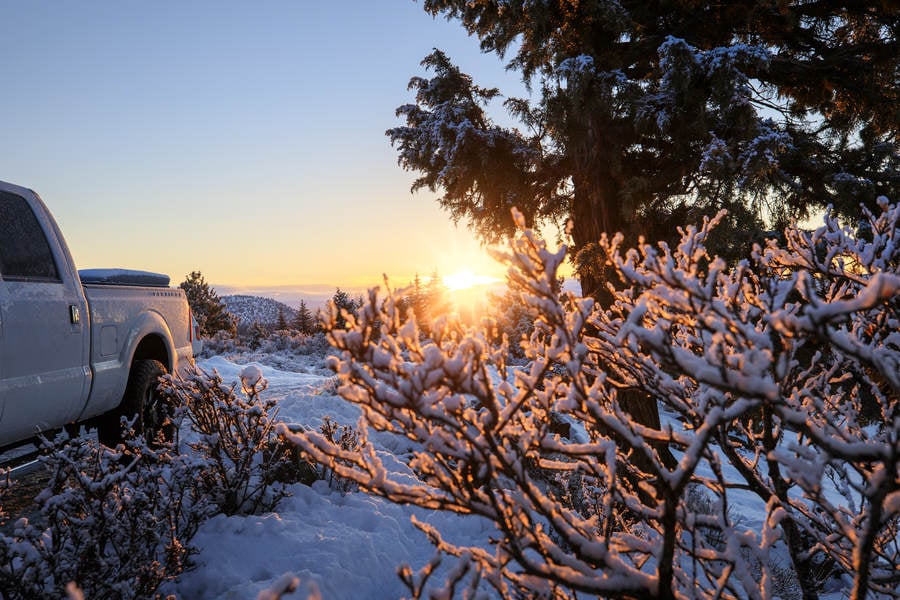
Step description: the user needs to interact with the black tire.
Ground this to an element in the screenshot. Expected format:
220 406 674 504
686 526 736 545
98 359 174 447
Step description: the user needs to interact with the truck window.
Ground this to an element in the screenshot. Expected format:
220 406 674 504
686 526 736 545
0 191 61 281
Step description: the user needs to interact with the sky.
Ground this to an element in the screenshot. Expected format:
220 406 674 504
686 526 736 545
1 1 530 297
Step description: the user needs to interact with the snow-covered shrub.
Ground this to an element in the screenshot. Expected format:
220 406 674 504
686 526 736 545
313 376 340 396
487 284 537 361
316 417 361 494
259 329 302 353
160 366 296 516
256 573 322 600
199 329 331 360
283 200 900 599
197 329 242 358
0 469 11 536
0 433 209 599
257 330 331 356
294 331 332 357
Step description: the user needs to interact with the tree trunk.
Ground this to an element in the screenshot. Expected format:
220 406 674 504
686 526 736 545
569 169 617 305
569 165 677 485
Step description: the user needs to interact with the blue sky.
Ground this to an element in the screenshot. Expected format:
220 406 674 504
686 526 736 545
2 1 527 292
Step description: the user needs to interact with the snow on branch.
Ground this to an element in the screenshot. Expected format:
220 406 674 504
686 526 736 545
283 199 899 599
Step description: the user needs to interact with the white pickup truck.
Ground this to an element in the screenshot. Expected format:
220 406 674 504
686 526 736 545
0 180 195 451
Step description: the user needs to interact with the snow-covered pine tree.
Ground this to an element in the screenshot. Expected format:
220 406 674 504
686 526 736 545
180 271 236 337
389 0 899 297
285 200 900 600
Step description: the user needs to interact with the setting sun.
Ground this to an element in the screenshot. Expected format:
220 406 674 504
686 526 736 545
443 269 500 291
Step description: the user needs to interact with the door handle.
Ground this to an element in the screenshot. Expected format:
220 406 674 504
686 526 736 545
70 305 81 325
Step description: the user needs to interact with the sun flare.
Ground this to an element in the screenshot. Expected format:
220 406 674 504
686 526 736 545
443 269 500 292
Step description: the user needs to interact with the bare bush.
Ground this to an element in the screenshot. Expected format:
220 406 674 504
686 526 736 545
283 200 900 600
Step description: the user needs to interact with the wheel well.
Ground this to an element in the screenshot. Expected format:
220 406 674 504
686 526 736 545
132 334 170 371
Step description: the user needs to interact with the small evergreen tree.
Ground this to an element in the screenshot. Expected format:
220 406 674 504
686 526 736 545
424 271 450 319
410 273 428 325
276 307 288 331
247 321 268 350
293 299 316 335
180 271 235 337
403 272 451 338
329 288 360 331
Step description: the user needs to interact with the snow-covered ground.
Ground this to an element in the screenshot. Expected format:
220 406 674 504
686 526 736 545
164 352 492 600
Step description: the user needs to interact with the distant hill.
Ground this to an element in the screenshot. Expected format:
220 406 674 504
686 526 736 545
213 284 364 312
222 295 299 328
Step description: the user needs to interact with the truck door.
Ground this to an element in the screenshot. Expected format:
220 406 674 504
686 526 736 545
0 190 89 444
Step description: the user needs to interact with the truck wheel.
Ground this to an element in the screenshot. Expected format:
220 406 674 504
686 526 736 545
98 359 174 447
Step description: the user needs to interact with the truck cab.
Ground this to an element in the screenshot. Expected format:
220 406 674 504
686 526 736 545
0 180 193 450
0 185 91 445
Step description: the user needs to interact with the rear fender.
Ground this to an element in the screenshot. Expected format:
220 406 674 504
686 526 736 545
81 310 175 419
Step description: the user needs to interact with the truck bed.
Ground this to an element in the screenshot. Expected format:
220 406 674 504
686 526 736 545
78 282 192 421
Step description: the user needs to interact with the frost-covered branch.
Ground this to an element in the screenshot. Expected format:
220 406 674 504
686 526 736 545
284 200 900 600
